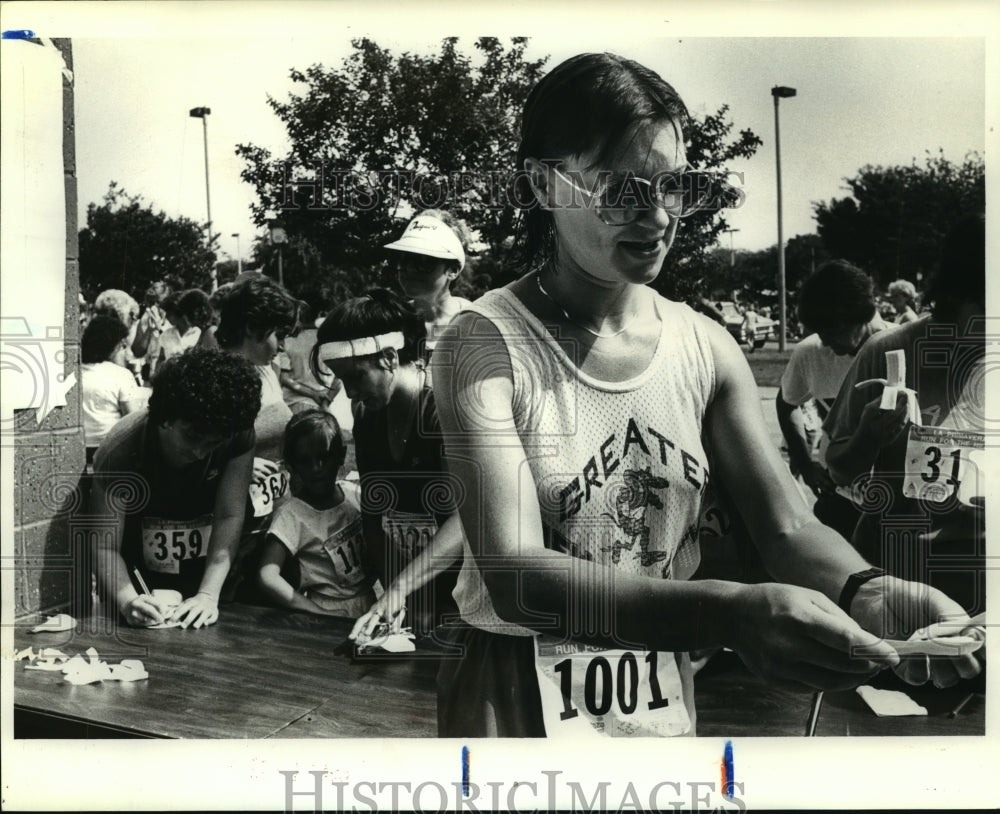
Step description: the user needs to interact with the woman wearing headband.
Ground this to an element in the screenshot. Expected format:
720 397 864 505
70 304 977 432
385 210 473 358
311 289 462 636
430 52 978 737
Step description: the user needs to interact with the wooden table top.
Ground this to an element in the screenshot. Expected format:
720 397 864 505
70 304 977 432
14 603 440 739
14 607 984 739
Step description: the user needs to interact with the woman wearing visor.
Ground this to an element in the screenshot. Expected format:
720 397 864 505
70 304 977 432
385 210 473 360
430 52 980 737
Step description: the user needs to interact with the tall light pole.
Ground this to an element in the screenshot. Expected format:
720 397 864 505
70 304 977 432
232 232 242 275
189 106 215 291
268 219 287 288
723 227 740 268
771 85 796 351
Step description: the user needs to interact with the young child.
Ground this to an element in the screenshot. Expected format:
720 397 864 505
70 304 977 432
258 410 375 617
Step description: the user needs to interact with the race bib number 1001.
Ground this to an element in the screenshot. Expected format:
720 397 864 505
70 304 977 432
534 637 692 737
903 425 984 506
141 516 212 574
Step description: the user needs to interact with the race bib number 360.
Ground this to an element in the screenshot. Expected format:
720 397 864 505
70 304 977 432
534 637 691 737
141 516 212 574
249 461 290 517
903 425 984 506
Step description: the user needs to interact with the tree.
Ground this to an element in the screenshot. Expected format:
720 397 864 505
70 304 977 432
79 182 217 301
237 38 762 302
814 151 984 289
733 233 830 305
656 106 763 303
237 37 547 300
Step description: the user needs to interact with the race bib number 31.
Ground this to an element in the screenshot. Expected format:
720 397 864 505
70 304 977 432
903 425 984 506
141 516 212 574
534 637 691 737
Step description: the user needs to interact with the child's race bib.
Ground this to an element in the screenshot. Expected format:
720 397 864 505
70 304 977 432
534 636 691 737
382 510 438 563
141 516 212 575
322 516 368 588
249 459 290 517
902 425 984 506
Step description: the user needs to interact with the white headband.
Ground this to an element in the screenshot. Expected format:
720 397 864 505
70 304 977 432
317 331 405 362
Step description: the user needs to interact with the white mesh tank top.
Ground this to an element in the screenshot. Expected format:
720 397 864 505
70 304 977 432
451 286 717 635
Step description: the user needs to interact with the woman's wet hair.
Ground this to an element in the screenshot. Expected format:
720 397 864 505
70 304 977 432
214 275 300 349
282 409 347 472
513 52 689 272
310 288 425 378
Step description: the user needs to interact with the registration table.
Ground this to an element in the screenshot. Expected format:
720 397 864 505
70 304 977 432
14 605 984 739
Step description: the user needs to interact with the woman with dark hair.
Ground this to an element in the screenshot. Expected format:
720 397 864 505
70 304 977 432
80 314 149 452
311 289 463 637
89 348 261 629
215 275 301 589
430 52 978 737
158 289 214 366
384 209 474 358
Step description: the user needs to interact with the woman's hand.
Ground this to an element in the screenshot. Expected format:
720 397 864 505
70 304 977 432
121 594 166 627
856 391 910 448
729 582 899 692
170 592 220 630
849 575 982 688
349 591 406 641
252 457 279 481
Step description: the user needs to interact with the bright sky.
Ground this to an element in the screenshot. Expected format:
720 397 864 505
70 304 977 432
5 2 994 262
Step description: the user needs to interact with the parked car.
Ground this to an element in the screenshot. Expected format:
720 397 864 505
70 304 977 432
715 301 773 349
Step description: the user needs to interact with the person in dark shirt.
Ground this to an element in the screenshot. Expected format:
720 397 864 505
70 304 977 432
310 289 463 637
90 348 261 629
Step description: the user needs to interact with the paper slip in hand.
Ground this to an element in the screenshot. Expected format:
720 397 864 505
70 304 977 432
148 620 185 629
856 685 928 717
885 635 983 657
28 613 75 633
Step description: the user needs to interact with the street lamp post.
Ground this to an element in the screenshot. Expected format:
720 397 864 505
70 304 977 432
232 233 242 275
268 219 287 287
189 106 215 291
771 85 796 351
723 227 740 268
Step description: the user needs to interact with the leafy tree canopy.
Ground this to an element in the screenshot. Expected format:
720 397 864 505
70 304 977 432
814 150 984 289
237 38 762 303
79 182 217 302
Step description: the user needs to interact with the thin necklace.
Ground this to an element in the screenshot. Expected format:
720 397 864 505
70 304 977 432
535 272 638 339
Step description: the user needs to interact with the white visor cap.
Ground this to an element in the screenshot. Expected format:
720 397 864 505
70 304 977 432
384 215 465 270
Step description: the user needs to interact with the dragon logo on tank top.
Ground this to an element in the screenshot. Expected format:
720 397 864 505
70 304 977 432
601 467 671 567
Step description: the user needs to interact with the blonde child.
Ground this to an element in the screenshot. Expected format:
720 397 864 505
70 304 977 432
258 410 375 616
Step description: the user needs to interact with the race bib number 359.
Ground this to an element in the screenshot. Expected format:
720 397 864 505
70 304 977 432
903 425 984 506
141 516 212 574
534 637 691 737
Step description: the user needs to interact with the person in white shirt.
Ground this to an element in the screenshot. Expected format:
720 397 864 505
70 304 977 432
80 314 149 455
776 260 893 539
887 278 921 325
157 289 212 366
